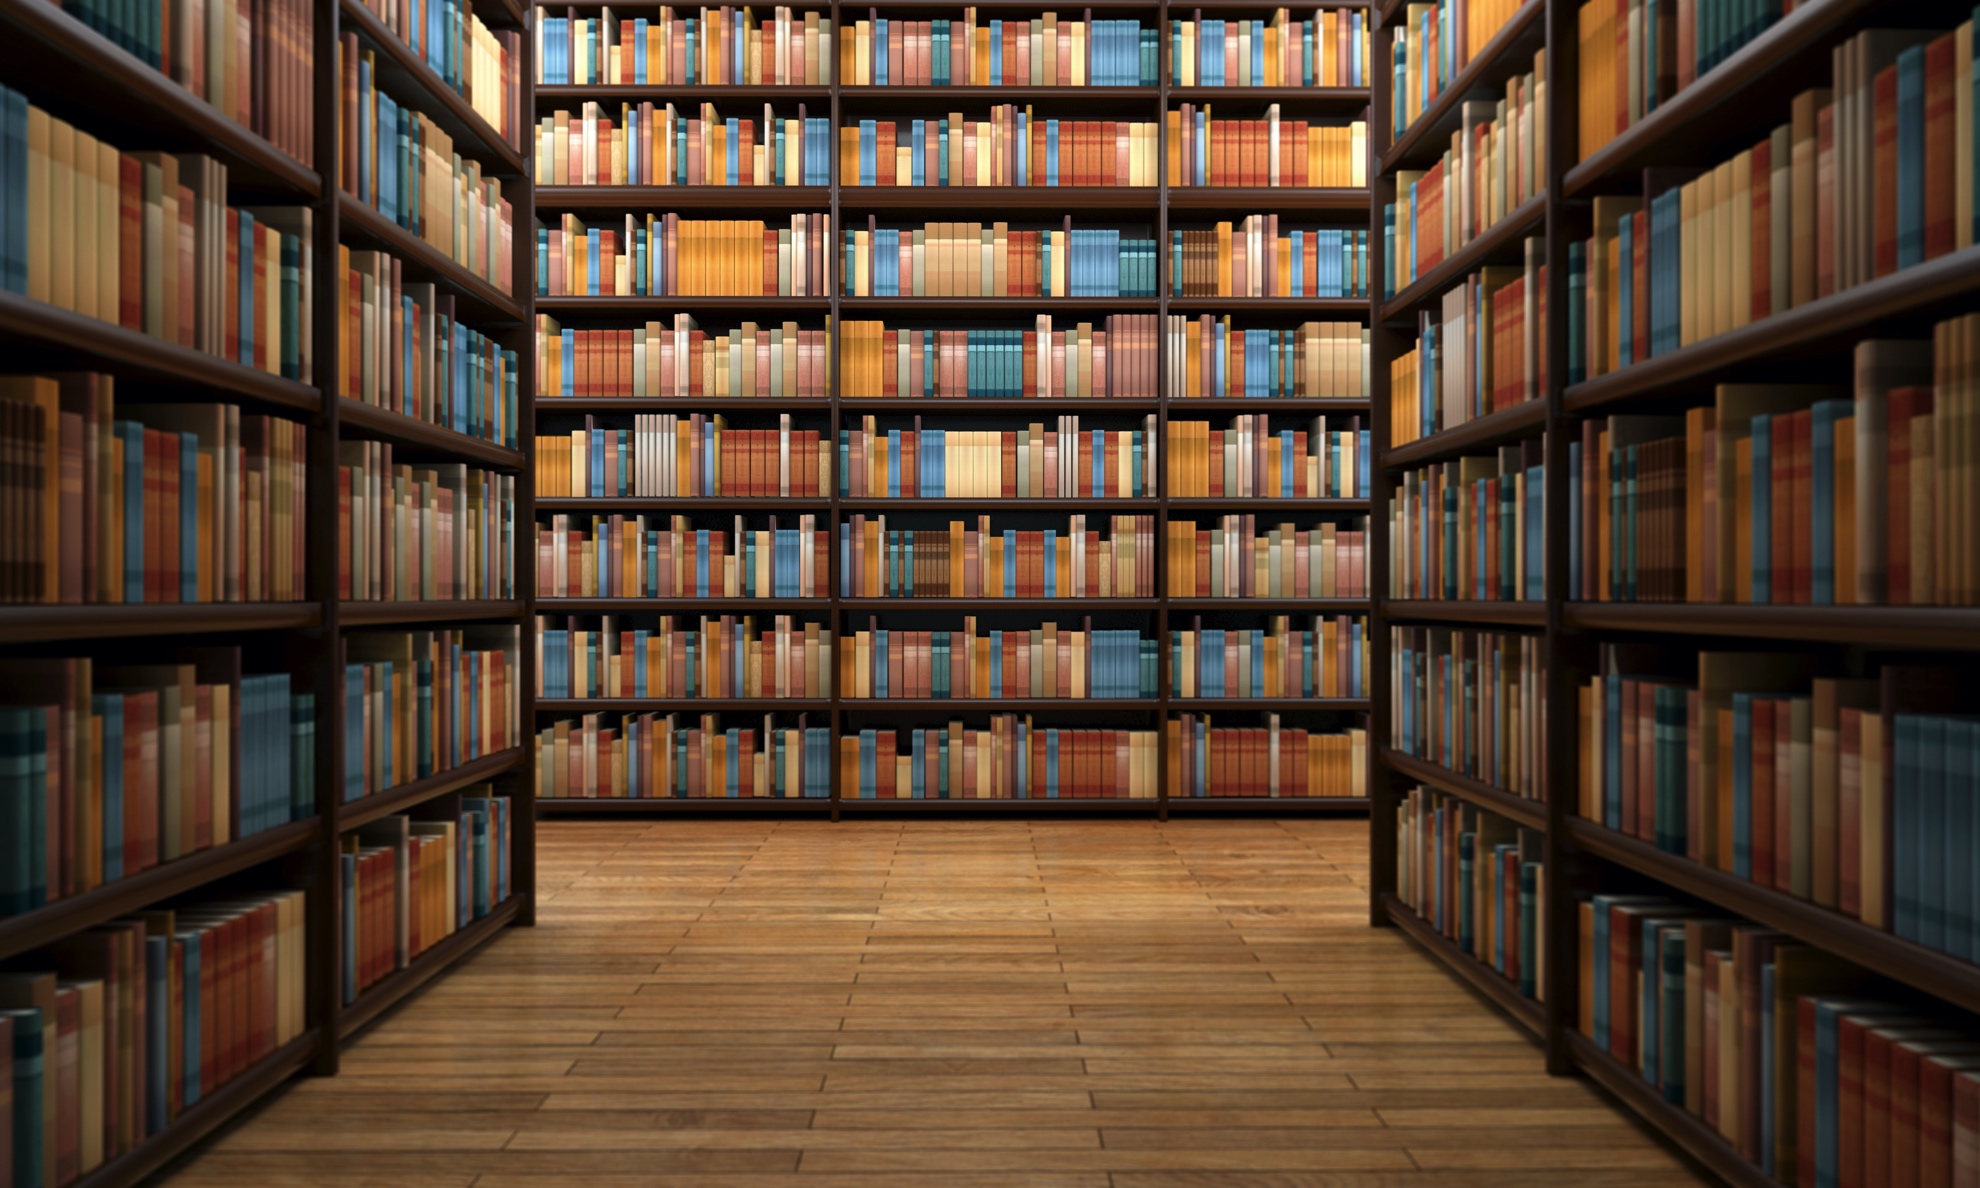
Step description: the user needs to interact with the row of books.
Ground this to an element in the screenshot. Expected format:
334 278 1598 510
0 379 309 607
1171 11 1368 88
336 443 517 603
0 890 308 1186
341 794 511 1004
1394 785 1545 998
536 316 830 400
1165 316 1370 400
839 12 1150 87
843 722 1158 799
341 34 516 293
840 514 1156 599
1573 898 1980 1184
841 114 1159 188
536 213 831 297
539 713 832 799
355 0 522 146
1388 444 1546 603
1169 716 1367 798
846 222 1157 299
536 614 831 700
1578 650 1980 968
339 246 520 447
1389 240 1547 445
1164 415 1369 499
841 620 1158 699
61 0 316 167
840 416 1156 500
1574 0 1805 164
534 416 830 498
538 513 828 599
1168 515 1369 600
1574 19 1980 384
1570 338 1978 606
341 626 521 803
0 652 313 917
0 103 312 379
842 316 1157 400
535 6 834 86
1170 109 1366 189
1169 616 1367 700
1169 222 1370 299
1390 625 1547 803
535 102 830 187
1390 0 1531 137
1386 53 1545 294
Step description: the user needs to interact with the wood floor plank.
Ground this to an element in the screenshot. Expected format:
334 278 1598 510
159 820 1706 1187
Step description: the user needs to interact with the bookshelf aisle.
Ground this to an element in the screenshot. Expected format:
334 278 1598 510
0 0 533 1180
528 0 1379 813
1369 1 1980 1186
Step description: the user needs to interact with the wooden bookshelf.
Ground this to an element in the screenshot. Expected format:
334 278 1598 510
337 897 523 1039
1377 891 1546 1038
0 0 538 1154
527 3 1379 815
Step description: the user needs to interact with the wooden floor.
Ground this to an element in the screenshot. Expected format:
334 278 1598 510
163 818 1707 1187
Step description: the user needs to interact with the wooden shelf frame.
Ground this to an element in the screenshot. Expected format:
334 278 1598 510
1378 891 1547 1038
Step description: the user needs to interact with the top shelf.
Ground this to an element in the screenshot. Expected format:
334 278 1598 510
341 0 526 176
1377 0 1544 175
0 0 317 197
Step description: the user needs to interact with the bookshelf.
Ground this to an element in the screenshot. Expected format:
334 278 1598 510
528 0 1379 812
0 0 535 1177
1368 1 1980 1184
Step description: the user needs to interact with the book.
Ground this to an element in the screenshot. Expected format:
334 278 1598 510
1169 218 1367 298
837 10 1157 87
1576 0 1793 163
534 414 829 499
846 315 1157 399
1388 239 1547 440
843 218 1159 298
539 712 829 799
538 101 830 187
539 212 830 297
537 5 834 86
356 0 518 143
840 513 1154 599
537 315 829 400
536 614 831 700
840 415 1154 499
1170 716 1366 799
838 616 1155 699
1169 107 1366 188
841 111 1159 187
1168 614 1367 699
341 795 510 1002
337 443 517 602
1390 624 1547 801
842 718 1158 799
1166 514 1368 599
342 627 520 802
1170 10 1367 88
1389 442 1547 601
338 249 519 440
1393 0 1532 136
541 512 827 599
1164 316 1368 400
1167 414 1367 499
1396 784 1544 991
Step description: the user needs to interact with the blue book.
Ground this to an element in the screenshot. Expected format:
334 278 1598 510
4 1006 43 1188
1946 720 1976 961
1919 714 1949 952
1809 399 1850 603
1896 713 1922 942
1660 927 1687 1103
1896 45 1927 270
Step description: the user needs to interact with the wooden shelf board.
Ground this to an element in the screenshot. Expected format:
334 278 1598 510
1563 245 1980 414
536 84 831 103
840 297 1161 313
338 398 525 470
0 291 320 411
0 0 318 196
1171 398 1373 412
840 498 1161 511
535 497 833 512
1165 187 1371 213
839 88 1158 102
840 699 1161 713
1165 296 1371 315
336 195 527 326
837 797 1157 811
534 185 832 211
1168 599 1374 612
1567 1033 1775 1188
338 0 525 175
1169 698 1371 712
1381 399 1547 468
0 820 317 962
840 187 1158 212
1377 192 1547 324
1567 818 1980 1020
338 600 526 627
1379 890 1547 1038
1169 86 1373 104
1379 599 1547 628
1564 602 1980 651
71 1030 318 1188
337 898 521 1040
837 598 1159 611
1377 0 1546 173
338 749 526 832
535 698 832 713
0 602 320 645
1166 498 1370 512
1165 796 1371 812
1382 749 1547 832
537 398 833 412
837 398 1160 412
536 295 832 315
537 598 827 613
537 797 834 813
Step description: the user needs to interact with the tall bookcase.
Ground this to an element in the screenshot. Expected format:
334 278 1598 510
529 0 1380 815
1367 1 1980 1185
0 0 537 1178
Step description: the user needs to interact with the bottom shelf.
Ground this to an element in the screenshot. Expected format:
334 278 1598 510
1377 891 1544 1039
836 797 1158 812
337 896 522 1040
537 797 836 814
1166 796 1370 813
1566 1032 1773 1188
79 1029 318 1188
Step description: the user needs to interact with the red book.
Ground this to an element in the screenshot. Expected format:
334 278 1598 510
1753 698 1778 886
1789 408 1813 604
119 154 143 331
1874 65 1902 278
1818 103 1837 299
1752 137 1774 320
1924 32 1958 260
